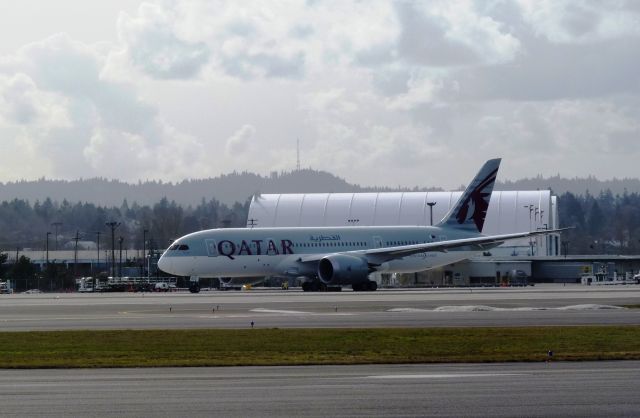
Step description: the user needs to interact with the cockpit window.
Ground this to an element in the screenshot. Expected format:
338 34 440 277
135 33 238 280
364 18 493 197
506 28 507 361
178 244 189 251
169 244 179 251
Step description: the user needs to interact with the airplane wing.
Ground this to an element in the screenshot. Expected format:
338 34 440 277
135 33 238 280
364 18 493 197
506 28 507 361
297 228 567 264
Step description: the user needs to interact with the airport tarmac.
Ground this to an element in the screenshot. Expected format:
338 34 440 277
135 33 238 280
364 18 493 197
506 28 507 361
0 361 638 417
0 284 639 331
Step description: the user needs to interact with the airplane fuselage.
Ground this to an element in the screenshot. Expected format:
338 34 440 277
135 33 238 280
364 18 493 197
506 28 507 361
158 225 487 279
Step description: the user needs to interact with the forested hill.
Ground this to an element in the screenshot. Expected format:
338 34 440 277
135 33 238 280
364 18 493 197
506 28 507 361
0 170 441 206
0 170 639 206
499 175 640 196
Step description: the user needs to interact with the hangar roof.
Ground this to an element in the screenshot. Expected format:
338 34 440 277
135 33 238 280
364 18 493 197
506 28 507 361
247 191 557 235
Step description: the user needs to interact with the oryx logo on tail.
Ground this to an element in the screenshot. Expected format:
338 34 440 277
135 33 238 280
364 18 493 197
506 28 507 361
441 158 501 233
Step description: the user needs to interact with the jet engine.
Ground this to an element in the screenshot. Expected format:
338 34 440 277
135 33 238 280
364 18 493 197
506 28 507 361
317 254 370 286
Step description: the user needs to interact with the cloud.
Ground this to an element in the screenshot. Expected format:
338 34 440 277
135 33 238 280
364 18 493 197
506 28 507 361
0 33 206 181
0 73 70 126
105 1 520 82
302 88 358 115
225 124 256 156
112 2 210 79
518 0 640 43
107 1 311 80
383 71 443 110
1 0 640 189
365 1 640 106
391 1 520 68
448 36 640 102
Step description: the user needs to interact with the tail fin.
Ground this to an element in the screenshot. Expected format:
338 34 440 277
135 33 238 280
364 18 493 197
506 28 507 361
438 158 501 233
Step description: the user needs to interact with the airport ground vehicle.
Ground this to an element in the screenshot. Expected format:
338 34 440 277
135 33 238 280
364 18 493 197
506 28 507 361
154 282 171 292
0 281 12 294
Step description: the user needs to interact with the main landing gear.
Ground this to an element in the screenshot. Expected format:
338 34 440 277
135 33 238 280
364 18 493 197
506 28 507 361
301 281 342 292
352 281 378 292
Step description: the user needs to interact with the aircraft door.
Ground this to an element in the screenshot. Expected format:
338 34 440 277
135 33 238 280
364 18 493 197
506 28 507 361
373 236 384 248
205 239 218 257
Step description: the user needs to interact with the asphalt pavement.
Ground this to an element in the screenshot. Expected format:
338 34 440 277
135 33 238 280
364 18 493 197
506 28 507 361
0 361 638 417
0 285 639 330
1 286 638 417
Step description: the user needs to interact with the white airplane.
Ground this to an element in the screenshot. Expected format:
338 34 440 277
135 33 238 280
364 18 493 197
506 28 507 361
158 158 561 292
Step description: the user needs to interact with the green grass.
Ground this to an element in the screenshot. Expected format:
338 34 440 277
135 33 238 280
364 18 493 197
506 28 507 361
0 326 639 368
621 304 640 309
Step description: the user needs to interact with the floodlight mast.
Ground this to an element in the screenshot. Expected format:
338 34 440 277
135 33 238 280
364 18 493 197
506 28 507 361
105 222 121 277
427 202 436 226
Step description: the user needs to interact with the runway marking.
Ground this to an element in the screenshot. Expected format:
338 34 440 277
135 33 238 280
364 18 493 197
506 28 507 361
366 373 526 379
251 308 354 316
556 304 624 310
387 308 430 312
388 304 625 312
251 308 309 314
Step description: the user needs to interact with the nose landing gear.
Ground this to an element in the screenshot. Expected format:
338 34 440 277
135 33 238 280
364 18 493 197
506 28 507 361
189 276 200 293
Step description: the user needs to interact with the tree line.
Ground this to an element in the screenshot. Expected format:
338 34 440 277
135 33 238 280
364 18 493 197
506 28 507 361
0 197 249 289
558 190 640 255
0 197 249 252
1 189 639 255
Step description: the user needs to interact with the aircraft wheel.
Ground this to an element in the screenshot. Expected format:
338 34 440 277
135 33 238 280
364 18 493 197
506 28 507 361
352 283 363 292
189 284 200 293
303 281 321 292
367 281 378 291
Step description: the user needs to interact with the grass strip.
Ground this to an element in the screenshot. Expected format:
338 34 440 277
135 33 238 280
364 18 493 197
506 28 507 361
0 326 639 368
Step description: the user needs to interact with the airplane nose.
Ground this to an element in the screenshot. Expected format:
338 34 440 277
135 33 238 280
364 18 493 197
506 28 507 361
157 255 172 274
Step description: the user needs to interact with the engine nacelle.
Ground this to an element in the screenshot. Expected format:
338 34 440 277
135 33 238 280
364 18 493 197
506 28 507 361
317 254 370 285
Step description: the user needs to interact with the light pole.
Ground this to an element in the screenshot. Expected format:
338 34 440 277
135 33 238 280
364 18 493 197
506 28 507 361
51 222 62 250
95 231 101 275
539 209 545 254
105 222 121 277
523 205 534 255
141 229 148 278
118 236 124 278
73 231 80 278
427 202 436 226
45 231 51 273
147 236 154 281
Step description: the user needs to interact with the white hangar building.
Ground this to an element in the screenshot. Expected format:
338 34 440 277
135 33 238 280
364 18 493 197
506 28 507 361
247 191 560 257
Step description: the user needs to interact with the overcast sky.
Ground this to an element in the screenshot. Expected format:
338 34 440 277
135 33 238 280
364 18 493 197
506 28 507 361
0 0 638 189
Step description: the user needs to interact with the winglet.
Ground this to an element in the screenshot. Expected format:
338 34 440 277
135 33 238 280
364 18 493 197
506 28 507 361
438 158 501 233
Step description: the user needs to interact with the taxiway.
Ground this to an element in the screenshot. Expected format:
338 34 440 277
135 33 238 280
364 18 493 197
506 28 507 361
0 285 638 331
